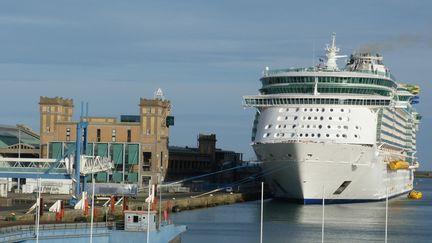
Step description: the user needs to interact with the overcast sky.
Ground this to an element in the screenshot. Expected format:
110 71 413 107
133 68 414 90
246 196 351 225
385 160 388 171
0 0 431 169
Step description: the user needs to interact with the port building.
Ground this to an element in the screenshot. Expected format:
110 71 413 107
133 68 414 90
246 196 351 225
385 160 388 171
39 95 173 188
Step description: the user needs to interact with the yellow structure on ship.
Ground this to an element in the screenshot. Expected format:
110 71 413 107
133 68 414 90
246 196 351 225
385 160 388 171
388 160 410 170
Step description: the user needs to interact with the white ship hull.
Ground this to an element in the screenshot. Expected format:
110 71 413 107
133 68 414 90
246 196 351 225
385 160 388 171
254 142 414 204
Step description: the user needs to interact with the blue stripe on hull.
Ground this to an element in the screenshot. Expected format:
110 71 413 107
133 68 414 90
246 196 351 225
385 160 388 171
278 191 410 204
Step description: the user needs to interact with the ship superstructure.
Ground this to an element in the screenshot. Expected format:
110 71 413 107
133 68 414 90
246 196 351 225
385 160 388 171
243 34 421 203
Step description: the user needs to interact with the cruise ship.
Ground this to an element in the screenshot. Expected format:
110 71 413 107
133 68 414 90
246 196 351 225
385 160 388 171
243 34 421 204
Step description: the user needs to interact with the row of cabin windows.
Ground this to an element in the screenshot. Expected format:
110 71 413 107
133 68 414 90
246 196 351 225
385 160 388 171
267 124 360 130
261 76 396 88
245 98 391 106
279 108 348 113
263 132 360 139
260 86 391 96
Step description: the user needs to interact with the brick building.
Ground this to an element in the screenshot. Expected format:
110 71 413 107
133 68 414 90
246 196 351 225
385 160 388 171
39 95 172 188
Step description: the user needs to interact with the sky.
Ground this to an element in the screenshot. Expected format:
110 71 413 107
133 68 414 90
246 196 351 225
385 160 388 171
0 0 431 169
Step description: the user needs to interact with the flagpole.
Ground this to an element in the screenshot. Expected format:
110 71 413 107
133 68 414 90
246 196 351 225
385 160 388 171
260 181 263 243
146 184 152 243
321 185 325 243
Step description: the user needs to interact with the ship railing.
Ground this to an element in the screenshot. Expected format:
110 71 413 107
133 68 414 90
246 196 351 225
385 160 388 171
263 67 392 79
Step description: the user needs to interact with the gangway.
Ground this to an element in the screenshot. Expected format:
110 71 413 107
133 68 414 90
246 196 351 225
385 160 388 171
0 156 113 179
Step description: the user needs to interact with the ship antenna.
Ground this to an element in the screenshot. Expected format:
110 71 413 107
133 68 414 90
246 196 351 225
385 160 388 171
325 33 346 70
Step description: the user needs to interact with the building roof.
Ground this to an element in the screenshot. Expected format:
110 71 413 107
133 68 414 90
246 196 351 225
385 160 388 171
0 125 40 149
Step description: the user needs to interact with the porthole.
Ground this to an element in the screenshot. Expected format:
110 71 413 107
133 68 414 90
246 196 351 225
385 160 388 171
296 108 300 112
283 125 287 128
329 117 332 120
301 125 305 128
341 109 344 112
265 124 272 129
355 126 360 129
327 125 331 129
321 108 325 112
344 125 348 129
291 133 295 137
309 108 313 112
308 117 311 120
342 134 347 138
318 125 322 129
304 108 307 112
330 108 334 112
300 133 303 137
263 133 270 138
285 116 288 120
354 134 358 138
294 116 298 120
338 125 341 129
320 116 324 120
326 134 330 137
307 125 310 128
314 117 318 120
311 134 315 137
292 125 296 128
288 154 292 157
336 134 340 138
317 134 321 137
305 134 309 137
339 117 342 121
316 108 319 112
286 108 290 112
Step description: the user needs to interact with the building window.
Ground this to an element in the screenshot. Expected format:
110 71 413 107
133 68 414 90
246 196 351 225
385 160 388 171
112 129 116 142
66 128 71 141
97 129 101 142
127 129 131 142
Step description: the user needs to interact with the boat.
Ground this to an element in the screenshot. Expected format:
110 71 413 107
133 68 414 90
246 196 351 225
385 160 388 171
243 33 421 204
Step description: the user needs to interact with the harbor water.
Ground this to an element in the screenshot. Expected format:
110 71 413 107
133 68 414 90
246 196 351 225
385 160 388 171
171 178 432 243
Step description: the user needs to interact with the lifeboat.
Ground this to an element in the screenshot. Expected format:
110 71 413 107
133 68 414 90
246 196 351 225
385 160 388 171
408 190 422 200
388 160 410 170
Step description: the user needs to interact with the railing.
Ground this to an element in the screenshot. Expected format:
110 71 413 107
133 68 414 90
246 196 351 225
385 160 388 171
0 222 112 243
263 67 393 79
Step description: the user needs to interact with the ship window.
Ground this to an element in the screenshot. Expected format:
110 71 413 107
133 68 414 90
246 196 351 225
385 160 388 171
307 125 310 128
311 134 315 137
265 124 272 129
341 109 344 112
342 134 347 138
296 108 300 112
333 181 352 195
344 125 348 129
339 117 343 121
317 134 321 137
294 116 298 120
263 133 270 138
320 116 324 120
321 108 325 112
326 134 330 137
292 125 296 128
309 108 313 112
133 215 139 223
318 125 322 129
299 133 303 137
355 126 360 129
285 116 288 120
314 117 318 120
283 125 287 128
304 108 307 112
336 134 340 138
330 108 334 112
329 117 332 120
354 134 358 138
316 108 319 112
305 134 309 137
327 125 331 129
308 117 311 120
287 154 292 157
